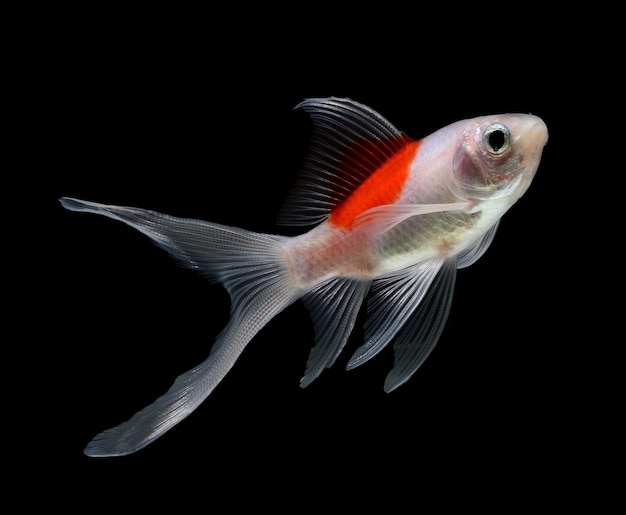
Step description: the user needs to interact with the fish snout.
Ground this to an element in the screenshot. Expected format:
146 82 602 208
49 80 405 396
526 116 549 158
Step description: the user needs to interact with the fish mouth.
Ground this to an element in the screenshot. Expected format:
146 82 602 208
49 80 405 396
516 114 548 158
527 119 549 155
517 118 549 195
508 114 548 158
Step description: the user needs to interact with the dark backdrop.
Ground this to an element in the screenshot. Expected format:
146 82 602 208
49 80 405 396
18 8 612 510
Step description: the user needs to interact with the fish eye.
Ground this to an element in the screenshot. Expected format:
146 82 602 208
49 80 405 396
483 124 510 154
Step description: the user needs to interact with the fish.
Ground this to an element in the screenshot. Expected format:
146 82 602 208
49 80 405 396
59 97 548 457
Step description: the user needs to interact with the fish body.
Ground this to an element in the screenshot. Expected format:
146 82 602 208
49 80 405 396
60 97 548 456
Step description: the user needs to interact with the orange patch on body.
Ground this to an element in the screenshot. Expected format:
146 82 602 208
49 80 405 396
329 140 421 228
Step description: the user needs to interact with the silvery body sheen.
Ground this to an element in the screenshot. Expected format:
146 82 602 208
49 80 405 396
60 97 548 456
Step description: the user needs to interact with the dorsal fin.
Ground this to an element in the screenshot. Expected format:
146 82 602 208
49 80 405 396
277 97 415 227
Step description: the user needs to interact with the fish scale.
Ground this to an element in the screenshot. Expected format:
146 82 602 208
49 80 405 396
59 97 547 456
378 210 481 263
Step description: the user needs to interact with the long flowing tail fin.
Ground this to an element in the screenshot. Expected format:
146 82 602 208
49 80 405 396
60 197 300 456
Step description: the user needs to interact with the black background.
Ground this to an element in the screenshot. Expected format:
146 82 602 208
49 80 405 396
18 6 616 509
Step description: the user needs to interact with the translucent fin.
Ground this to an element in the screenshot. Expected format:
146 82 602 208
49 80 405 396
354 201 475 236
457 221 499 269
346 258 445 370
60 197 299 456
59 197 286 284
300 277 370 388
278 97 414 226
384 258 457 392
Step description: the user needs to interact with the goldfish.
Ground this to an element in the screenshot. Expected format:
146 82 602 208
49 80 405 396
59 97 548 456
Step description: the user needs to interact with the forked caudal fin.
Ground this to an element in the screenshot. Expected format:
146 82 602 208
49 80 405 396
59 97 547 456
60 197 300 456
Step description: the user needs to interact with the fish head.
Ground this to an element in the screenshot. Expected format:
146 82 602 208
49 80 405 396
450 113 548 201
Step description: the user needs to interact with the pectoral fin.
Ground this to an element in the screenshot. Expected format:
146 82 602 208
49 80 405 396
354 201 475 235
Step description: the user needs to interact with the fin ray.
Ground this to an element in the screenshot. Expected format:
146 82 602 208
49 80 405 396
300 277 370 388
346 258 445 370
278 97 413 226
457 221 499 269
60 197 299 456
354 201 475 236
384 258 457 392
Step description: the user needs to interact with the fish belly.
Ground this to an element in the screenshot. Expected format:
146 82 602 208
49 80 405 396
285 210 480 287
375 211 480 272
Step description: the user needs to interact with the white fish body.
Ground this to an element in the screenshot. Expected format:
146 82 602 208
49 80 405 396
60 97 548 456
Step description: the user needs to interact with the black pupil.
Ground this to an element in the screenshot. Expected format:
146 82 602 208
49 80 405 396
488 129 506 151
